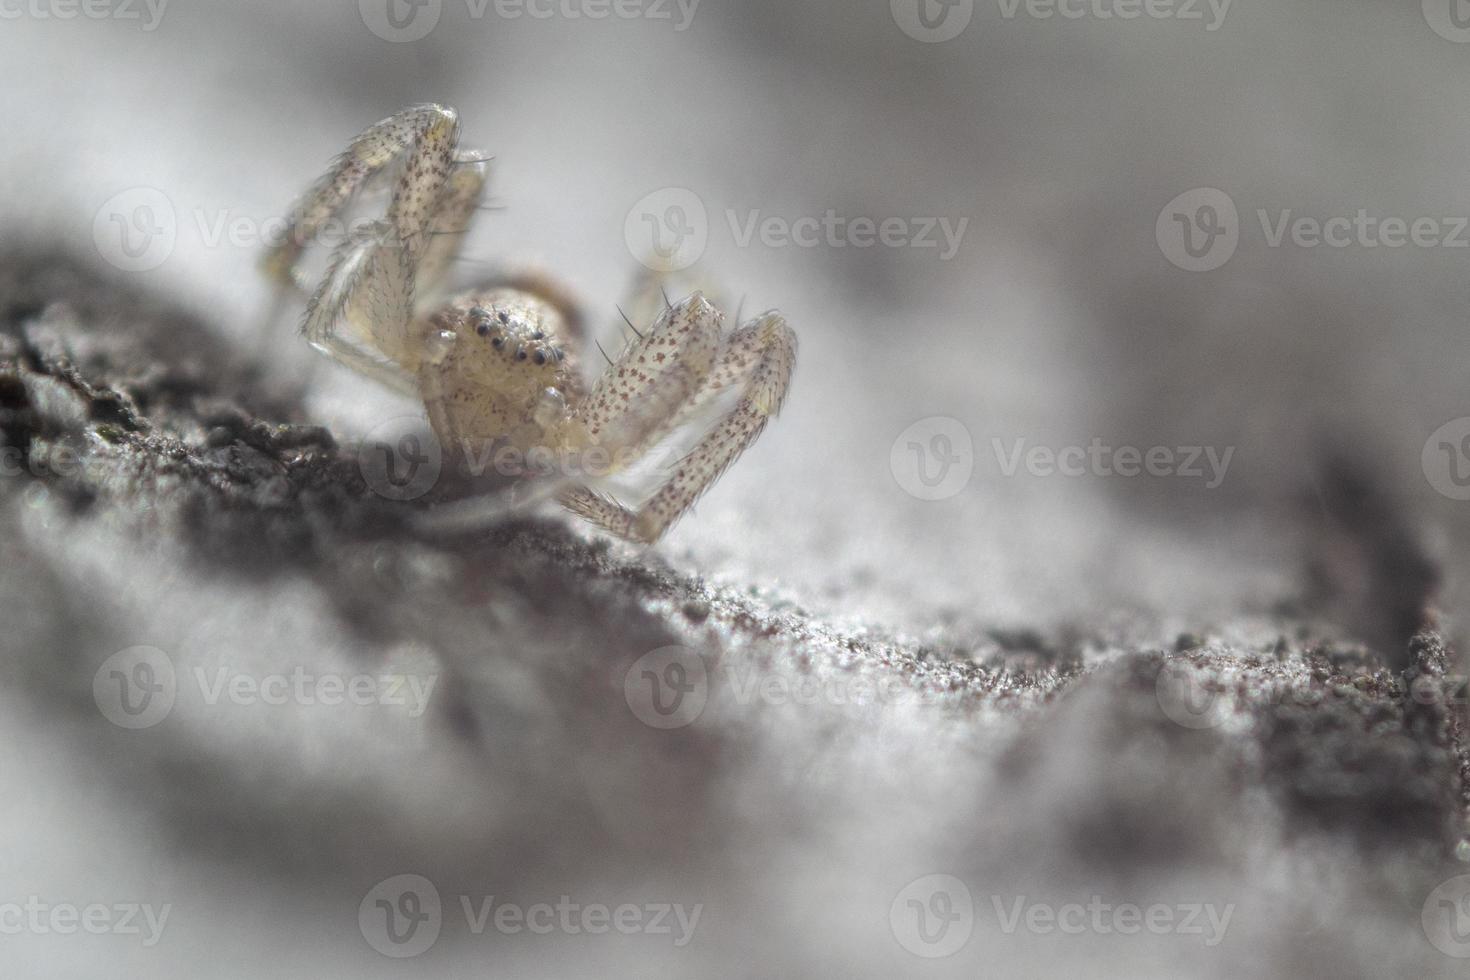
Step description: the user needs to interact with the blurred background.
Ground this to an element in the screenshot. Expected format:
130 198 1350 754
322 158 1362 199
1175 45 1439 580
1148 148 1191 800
2 1 1469 977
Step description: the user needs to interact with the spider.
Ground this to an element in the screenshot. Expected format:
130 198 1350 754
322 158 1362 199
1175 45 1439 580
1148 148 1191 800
261 104 796 544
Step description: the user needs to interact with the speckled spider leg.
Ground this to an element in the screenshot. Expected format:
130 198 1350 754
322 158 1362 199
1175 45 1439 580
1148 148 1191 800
575 293 724 458
416 159 491 303
560 297 796 543
260 104 481 394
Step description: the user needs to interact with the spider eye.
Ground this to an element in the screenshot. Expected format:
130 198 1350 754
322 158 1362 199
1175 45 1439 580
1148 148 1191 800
491 336 504 348
533 351 546 365
497 310 511 325
515 347 528 361
476 323 489 337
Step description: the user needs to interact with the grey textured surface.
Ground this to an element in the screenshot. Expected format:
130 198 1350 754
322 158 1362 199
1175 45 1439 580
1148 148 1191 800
1 247 1466 978
4 1 1470 976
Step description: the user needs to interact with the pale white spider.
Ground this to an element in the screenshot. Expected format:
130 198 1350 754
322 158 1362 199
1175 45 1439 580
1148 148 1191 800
262 104 796 544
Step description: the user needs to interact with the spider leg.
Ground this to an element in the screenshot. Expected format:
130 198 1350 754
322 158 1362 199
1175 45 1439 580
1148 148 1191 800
415 154 491 302
300 224 423 396
261 104 461 291
274 105 469 394
572 292 725 461
560 308 796 543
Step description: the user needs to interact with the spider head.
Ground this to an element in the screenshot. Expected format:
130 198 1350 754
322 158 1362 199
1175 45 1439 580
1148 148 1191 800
430 292 583 460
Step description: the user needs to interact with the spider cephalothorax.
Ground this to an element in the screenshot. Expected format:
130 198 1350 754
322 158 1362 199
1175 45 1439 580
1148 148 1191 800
263 104 795 544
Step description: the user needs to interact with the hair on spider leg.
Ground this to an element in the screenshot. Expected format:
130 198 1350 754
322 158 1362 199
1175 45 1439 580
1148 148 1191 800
616 304 644 339
594 338 615 367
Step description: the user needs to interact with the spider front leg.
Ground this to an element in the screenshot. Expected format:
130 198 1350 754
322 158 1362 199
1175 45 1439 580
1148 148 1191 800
560 297 796 544
261 104 488 394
